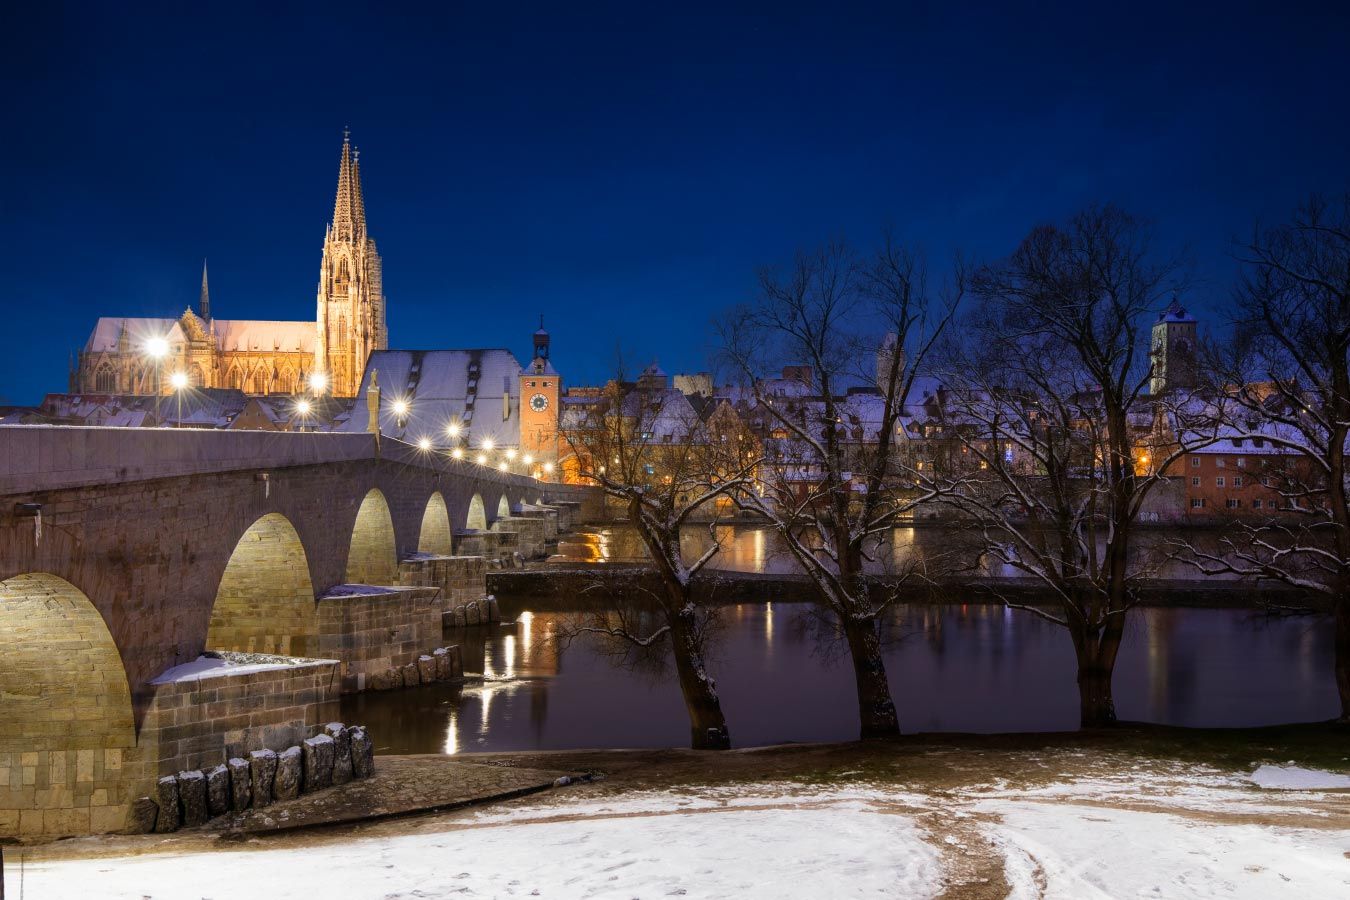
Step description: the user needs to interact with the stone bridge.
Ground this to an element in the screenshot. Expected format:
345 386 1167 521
0 425 594 837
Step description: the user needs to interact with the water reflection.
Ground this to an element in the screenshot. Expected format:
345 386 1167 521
341 602 1338 755
553 524 1235 579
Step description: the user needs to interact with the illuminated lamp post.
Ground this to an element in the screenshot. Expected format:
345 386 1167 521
144 336 169 423
169 371 189 426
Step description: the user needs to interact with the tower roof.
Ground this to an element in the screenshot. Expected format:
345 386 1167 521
330 129 366 241
1157 297 1196 324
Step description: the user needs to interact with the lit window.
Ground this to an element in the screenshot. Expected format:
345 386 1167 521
1236 457 1246 468
1191 498 1206 509
1191 457 1201 468
1216 477 1225 487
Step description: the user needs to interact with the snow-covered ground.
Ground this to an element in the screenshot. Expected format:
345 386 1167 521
8 767 1349 899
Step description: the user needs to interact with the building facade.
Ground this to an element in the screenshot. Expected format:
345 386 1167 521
72 132 386 398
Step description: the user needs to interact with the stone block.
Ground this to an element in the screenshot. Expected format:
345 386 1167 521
155 776 181 833
448 645 463 678
454 607 468 628
400 662 420 688
416 655 437 684
178 769 208 827
206 764 230 818
248 749 278 808
227 757 251 811
487 596 501 623
125 796 158 834
325 723 353 785
465 602 481 626
274 746 302 801
433 648 450 681
302 735 335 793
350 726 375 779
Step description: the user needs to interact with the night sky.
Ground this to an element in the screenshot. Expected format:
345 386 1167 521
3 2 1347 404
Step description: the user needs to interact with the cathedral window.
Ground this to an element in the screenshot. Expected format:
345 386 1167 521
94 366 116 392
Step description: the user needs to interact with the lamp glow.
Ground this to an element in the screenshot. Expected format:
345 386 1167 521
522 454 533 466
295 399 312 415
169 372 189 391
498 461 509 472
145 337 169 359
445 422 461 438
505 448 517 460
308 372 328 392
481 437 495 451
476 453 488 465
451 447 464 460
391 399 409 417
543 462 554 474
417 437 432 451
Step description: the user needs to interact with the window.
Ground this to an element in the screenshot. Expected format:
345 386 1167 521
1226 499 1240 509
1216 477 1225 487
1191 476 1201 486
1236 457 1246 468
1232 476 1243 488
1191 498 1206 509
1253 499 1263 510
1215 458 1226 468
1004 447 1014 464
1253 438 1265 448
1191 457 1201 468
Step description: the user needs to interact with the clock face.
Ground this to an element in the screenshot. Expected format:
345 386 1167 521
530 393 549 412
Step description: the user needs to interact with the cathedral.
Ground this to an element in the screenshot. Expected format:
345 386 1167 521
72 131 387 398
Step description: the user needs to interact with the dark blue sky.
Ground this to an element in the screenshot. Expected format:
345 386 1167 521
3 2 1347 404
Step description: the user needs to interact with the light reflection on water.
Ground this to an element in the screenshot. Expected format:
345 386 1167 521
340 602 1338 756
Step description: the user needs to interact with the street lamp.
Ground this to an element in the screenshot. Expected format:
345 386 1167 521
481 437 495 451
168 371 189 426
308 372 328 394
417 437 432 451
144 337 170 422
445 421 461 439
476 453 488 465
451 447 465 460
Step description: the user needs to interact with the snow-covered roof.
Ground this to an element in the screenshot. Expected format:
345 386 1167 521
84 316 315 353
342 349 525 447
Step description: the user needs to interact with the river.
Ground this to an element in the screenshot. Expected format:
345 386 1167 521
342 600 1338 755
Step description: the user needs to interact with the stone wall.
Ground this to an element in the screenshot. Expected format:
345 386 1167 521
455 529 520 562
398 555 488 607
491 516 548 559
315 586 443 692
137 657 340 781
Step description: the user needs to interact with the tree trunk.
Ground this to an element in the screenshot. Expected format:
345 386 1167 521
1336 594 1350 723
669 605 730 749
840 613 900 739
1074 614 1125 728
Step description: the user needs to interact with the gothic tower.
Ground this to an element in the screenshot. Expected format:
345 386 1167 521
520 317 561 473
315 130 387 397
1149 298 1197 395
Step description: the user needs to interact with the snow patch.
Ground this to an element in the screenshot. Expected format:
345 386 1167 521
1250 765 1350 791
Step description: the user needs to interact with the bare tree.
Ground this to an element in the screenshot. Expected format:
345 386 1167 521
1176 195 1350 722
936 205 1203 726
559 363 759 748
721 238 960 739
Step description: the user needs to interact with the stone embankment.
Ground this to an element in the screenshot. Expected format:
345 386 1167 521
130 722 375 834
488 566 1330 611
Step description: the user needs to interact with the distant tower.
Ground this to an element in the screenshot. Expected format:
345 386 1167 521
1149 298 1198 395
314 130 387 397
519 317 561 472
875 332 902 393
199 260 211 320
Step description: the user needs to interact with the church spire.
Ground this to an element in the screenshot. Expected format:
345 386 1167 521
352 148 367 238
199 259 210 320
331 128 358 241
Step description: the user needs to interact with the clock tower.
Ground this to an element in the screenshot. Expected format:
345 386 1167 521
519 318 561 475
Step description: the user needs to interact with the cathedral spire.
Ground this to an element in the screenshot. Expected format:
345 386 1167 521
331 128 357 240
199 259 210 320
352 148 367 238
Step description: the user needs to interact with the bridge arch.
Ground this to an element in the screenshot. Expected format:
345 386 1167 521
418 491 453 556
207 513 317 656
0 573 136 837
466 493 488 531
497 494 512 519
346 488 398 584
